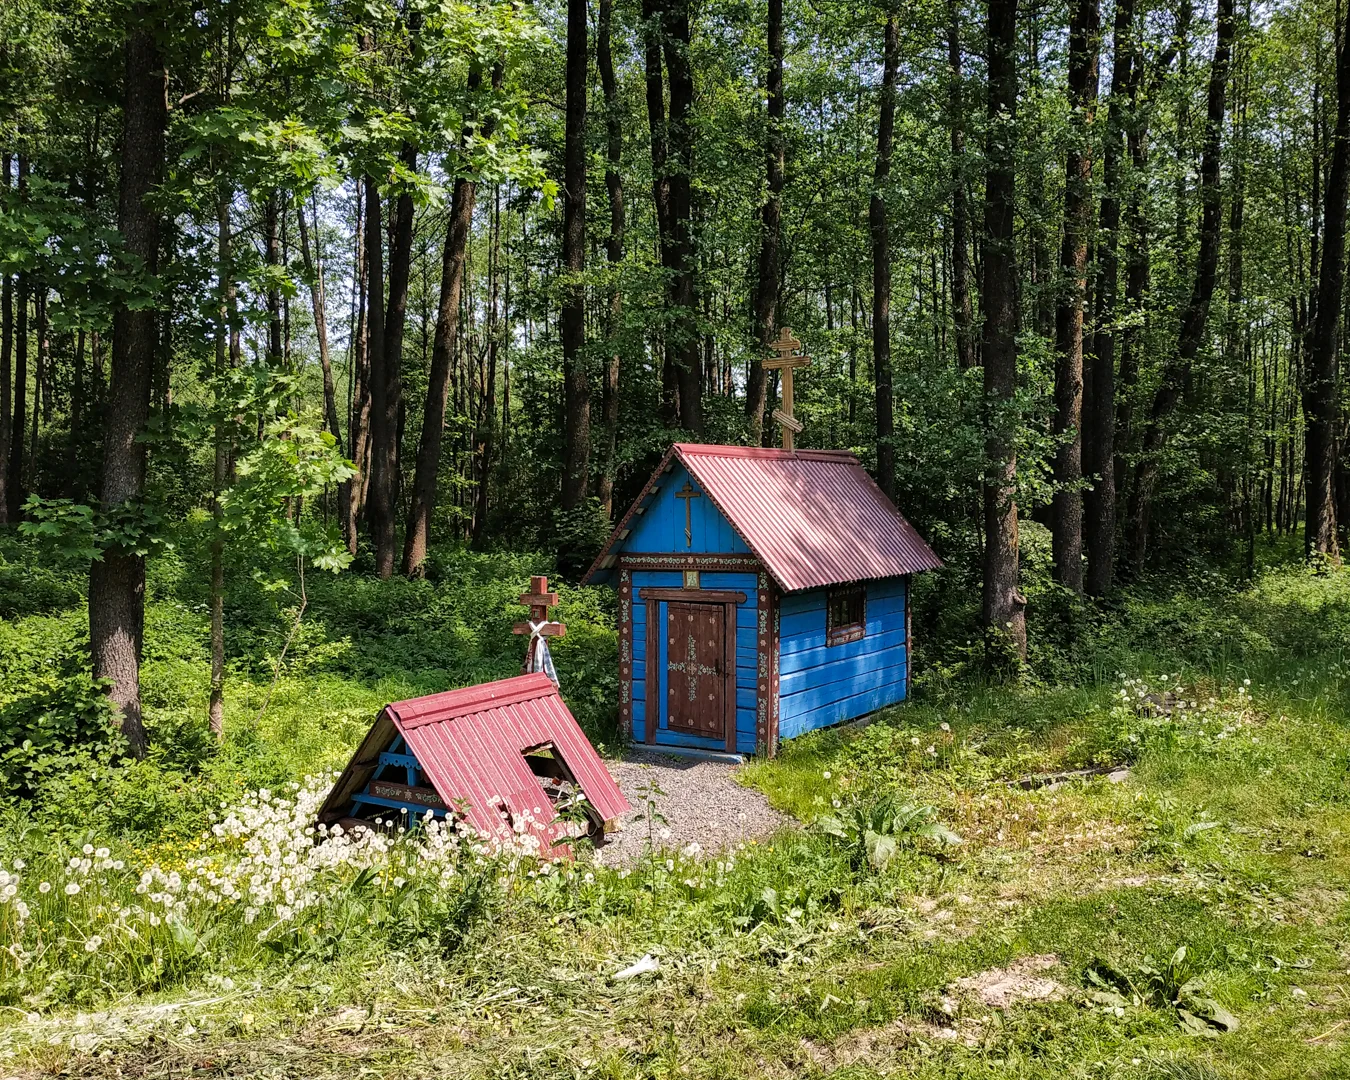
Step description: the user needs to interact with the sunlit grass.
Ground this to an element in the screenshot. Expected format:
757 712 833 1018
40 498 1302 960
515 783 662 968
1 549 1349 1076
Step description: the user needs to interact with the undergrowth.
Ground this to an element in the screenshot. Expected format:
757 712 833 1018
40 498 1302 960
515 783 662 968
0 534 1348 1077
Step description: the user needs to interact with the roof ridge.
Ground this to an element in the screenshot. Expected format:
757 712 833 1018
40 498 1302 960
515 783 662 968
673 442 859 463
389 672 557 728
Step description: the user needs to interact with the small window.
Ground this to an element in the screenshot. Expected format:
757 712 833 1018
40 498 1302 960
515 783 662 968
827 584 866 646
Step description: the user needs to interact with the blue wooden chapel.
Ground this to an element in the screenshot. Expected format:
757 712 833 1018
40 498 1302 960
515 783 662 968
583 443 942 756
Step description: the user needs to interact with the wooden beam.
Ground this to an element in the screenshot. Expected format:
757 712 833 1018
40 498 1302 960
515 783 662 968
637 587 748 604
513 621 566 637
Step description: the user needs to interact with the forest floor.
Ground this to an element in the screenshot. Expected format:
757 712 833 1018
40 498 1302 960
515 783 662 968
2 542 1349 1079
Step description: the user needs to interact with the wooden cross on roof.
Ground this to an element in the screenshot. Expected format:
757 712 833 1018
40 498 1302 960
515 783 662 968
762 327 810 450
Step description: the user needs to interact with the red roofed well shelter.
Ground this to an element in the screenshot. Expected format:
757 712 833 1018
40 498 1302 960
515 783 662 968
318 673 629 852
583 443 942 756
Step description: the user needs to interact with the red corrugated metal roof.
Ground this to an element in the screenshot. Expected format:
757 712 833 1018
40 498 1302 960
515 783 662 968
586 443 942 592
328 673 629 855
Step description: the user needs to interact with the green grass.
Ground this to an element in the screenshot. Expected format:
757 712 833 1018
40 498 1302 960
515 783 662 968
1 538 1349 1078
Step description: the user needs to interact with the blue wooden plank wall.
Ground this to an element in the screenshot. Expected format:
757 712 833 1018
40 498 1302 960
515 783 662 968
778 576 908 739
631 570 759 753
623 464 754 555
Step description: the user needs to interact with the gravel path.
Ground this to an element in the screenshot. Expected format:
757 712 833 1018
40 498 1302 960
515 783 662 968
593 748 794 867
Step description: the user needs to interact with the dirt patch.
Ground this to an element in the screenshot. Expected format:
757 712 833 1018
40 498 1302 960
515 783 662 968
594 748 792 867
947 954 1067 1010
797 1012 997 1071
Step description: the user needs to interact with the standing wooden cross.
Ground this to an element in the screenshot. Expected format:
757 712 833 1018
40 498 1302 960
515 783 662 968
513 575 566 645
674 480 701 547
762 327 811 450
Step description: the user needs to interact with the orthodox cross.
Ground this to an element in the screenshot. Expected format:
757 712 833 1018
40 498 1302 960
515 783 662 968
666 637 718 702
674 480 701 547
513 575 566 642
762 327 811 450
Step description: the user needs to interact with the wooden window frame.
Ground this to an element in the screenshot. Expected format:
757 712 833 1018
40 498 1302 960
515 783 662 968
826 583 866 646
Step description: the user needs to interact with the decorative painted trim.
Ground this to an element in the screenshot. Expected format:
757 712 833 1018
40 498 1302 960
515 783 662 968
618 552 761 573
619 569 633 737
768 580 781 756
756 571 771 752
722 602 738 752
644 596 660 745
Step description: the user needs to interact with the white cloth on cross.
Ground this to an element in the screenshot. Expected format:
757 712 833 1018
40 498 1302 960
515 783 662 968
523 619 559 686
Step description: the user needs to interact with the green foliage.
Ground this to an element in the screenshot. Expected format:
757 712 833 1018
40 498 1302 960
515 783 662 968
1085 947 1242 1037
0 675 123 800
815 793 962 871
19 496 171 562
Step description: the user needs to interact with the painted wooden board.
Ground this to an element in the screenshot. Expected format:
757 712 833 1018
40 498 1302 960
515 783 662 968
778 677 910 740
623 464 755 555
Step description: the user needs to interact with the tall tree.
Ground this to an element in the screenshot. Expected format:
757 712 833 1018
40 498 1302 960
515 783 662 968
1305 1 1350 562
560 0 590 510
1086 0 1137 596
7 157 27 521
297 197 343 456
403 67 499 576
369 145 416 578
746 0 786 440
982 0 1026 660
1051 0 1100 593
209 188 233 741
361 175 389 567
88 22 166 757
947 0 975 371
870 14 899 500
346 183 370 556
662 0 702 431
0 154 11 524
641 0 677 425
1125 0 1235 569
596 0 624 516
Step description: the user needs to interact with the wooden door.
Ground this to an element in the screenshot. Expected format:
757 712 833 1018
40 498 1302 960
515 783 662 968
665 602 726 740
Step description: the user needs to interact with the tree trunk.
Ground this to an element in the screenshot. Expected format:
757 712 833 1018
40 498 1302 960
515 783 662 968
89 25 165 758
747 0 785 440
597 0 625 516
1085 0 1135 597
1051 0 1099 594
1305 2 1350 561
8 157 28 521
403 67 500 576
296 194 349 534
1125 0 1234 571
0 158 10 523
362 175 389 569
472 188 502 547
30 289 47 491
209 191 233 740
297 198 343 453
561 0 591 510
265 192 283 367
346 182 370 556
369 145 415 578
870 17 899 500
981 0 1027 661
947 0 975 371
642 0 678 425
663 0 702 432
